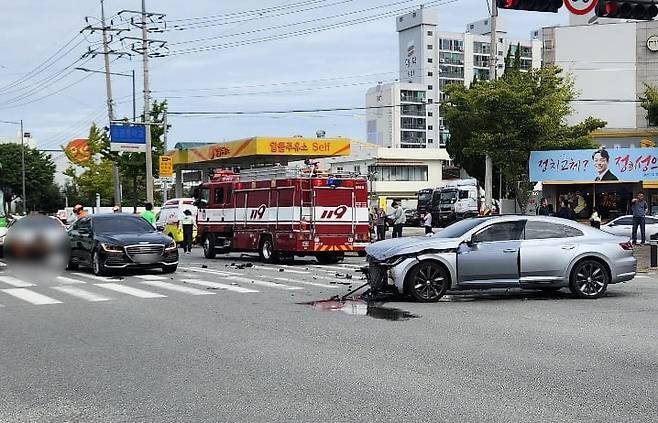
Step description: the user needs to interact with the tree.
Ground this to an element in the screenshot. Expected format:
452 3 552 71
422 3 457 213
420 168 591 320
63 123 115 206
640 83 658 126
0 143 59 212
100 100 168 210
443 65 606 210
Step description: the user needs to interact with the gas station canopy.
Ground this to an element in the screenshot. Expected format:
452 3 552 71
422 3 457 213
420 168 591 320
166 136 351 170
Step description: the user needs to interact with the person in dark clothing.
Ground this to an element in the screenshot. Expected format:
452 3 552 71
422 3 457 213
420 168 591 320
537 198 550 216
181 209 195 254
631 191 649 245
375 207 387 241
556 200 574 220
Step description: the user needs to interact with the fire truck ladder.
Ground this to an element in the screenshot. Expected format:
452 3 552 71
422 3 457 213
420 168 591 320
300 176 314 228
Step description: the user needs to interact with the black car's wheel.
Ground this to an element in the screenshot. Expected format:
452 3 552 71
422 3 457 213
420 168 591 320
92 250 108 276
316 253 344 265
66 259 79 271
162 264 178 274
203 234 216 259
569 259 609 299
259 236 279 264
405 261 449 302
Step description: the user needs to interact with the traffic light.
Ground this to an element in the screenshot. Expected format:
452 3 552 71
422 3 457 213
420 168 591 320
496 0 563 13
595 1 658 20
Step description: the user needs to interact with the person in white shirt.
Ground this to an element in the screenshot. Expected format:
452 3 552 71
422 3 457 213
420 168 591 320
389 202 406 238
423 211 433 235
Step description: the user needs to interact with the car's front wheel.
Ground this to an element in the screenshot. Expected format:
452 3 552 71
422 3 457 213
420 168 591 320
203 234 216 259
405 261 449 302
92 250 108 276
162 264 178 274
569 259 609 299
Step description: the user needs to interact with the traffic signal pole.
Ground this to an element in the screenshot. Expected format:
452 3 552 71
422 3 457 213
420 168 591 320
484 0 497 211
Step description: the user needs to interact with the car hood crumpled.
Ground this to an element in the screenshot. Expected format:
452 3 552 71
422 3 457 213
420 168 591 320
365 236 461 261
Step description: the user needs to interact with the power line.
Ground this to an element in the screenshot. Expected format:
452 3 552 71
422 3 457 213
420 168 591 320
168 0 333 23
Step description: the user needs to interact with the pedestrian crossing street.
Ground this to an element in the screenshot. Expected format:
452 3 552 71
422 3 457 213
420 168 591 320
0 260 364 308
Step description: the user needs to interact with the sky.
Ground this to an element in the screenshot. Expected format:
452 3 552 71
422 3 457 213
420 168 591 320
0 0 569 153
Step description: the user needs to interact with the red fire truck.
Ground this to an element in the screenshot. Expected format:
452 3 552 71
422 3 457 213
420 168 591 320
194 166 370 264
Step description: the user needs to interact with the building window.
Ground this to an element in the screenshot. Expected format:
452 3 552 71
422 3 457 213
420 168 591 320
368 165 428 182
336 166 344 172
399 17 403 22
428 85 433 90
428 111 433 117
469 24 474 30
427 30 433 36
428 139 434 143
428 98 433 104
428 71 433 77
354 165 361 174
427 44 433 50
428 58 433 63
428 125 433 130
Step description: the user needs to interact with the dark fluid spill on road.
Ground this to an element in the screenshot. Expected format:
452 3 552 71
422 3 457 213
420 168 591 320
301 299 419 321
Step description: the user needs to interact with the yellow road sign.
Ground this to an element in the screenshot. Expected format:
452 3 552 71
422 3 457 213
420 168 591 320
159 155 173 177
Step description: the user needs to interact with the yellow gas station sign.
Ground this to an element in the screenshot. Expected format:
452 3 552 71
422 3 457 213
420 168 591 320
159 155 173 177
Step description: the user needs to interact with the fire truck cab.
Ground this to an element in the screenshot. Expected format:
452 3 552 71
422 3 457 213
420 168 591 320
194 166 370 264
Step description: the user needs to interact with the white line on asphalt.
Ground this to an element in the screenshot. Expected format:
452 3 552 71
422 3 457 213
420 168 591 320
1 288 62 305
0 261 6 267
635 275 650 279
181 279 259 293
52 286 111 302
226 275 303 290
134 275 167 280
266 276 341 289
183 267 239 277
0 276 35 288
71 273 115 282
56 276 87 284
309 264 354 271
140 280 215 296
94 283 167 298
339 263 364 269
254 265 310 274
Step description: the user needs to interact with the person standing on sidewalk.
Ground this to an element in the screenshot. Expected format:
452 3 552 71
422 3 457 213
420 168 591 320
389 202 405 238
181 209 195 254
375 207 387 241
423 210 433 235
631 192 649 245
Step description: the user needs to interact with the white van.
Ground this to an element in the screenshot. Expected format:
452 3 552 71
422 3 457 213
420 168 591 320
155 198 197 243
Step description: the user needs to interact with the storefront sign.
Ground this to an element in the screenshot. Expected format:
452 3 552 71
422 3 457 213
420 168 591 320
529 148 658 182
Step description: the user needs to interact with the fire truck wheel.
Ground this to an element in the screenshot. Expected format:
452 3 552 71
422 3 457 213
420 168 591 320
259 237 279 263
203 234 216 259
316 253 344 265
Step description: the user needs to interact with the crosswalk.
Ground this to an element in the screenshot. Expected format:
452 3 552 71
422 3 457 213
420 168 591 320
0 260 365 308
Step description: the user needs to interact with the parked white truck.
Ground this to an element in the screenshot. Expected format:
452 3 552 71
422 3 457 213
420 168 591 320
437 179 482 226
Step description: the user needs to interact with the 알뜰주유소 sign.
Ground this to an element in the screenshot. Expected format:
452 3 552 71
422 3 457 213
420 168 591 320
159 155 173 178
529 148 658 182
110 123 146 152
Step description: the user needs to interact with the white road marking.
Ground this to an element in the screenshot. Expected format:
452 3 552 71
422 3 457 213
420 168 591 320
134 275 167 280
309 264 355 271
181 279 259 293
140 280 215 296
52 286 111 302
635 275 650 279
71 273 114 282
94 283 167 298
0 261 6 267
1 288 62 305
183 267 239 277
226 275 302 290
56 276 87 284
0 276 35 288
253 265 310 274
338 263 364 269
267 276 341 289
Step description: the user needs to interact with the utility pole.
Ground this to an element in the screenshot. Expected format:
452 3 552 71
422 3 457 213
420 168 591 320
162 103 168 202
485 0 498 210
100 0 122 207
20 120 26 215
142 0 154 204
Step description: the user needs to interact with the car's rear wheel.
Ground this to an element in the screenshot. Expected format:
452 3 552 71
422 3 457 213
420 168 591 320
259 237 279 264
569 259 609 299
203 234 216 259
405 261 449 302
92 250 108 276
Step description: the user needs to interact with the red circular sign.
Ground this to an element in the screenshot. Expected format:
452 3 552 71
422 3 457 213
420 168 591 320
564 0 598 15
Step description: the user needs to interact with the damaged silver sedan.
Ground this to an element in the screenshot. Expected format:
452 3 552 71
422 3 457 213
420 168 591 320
365 216 636 302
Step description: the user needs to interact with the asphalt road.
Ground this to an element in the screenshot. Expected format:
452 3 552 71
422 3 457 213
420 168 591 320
0 249 656 423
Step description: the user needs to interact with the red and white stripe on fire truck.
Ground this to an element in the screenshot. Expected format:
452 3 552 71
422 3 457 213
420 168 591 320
198 205 369 225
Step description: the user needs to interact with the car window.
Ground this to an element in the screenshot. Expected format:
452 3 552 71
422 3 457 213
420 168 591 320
459 190 469 199
438 218 492 238
646 217 656 224
214 188 224 204
524 221 583 240
613 217 632 226
93 216 155 234
473 221 525 243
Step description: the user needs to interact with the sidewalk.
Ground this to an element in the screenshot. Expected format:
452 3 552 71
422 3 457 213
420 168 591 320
634 245 654 272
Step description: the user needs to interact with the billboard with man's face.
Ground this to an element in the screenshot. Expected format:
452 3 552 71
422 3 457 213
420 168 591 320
529 148 658 182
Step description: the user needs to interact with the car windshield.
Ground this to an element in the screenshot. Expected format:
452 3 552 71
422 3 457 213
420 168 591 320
11 215 62 230
440 191 457 203
437 218 490 238
93 216 155 234
418 193 432 202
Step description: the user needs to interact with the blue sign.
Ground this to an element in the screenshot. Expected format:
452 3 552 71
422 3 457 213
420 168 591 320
110 124 146 152
529 148 658 182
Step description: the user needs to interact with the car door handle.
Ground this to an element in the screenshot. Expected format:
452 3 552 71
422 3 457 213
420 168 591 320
561 245 576 250
503 248 517 253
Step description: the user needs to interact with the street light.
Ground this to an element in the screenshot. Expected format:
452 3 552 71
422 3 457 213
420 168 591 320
0 119 26 215
74 67 136 121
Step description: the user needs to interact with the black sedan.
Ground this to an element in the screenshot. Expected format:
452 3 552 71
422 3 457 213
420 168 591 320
67 214 178 275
